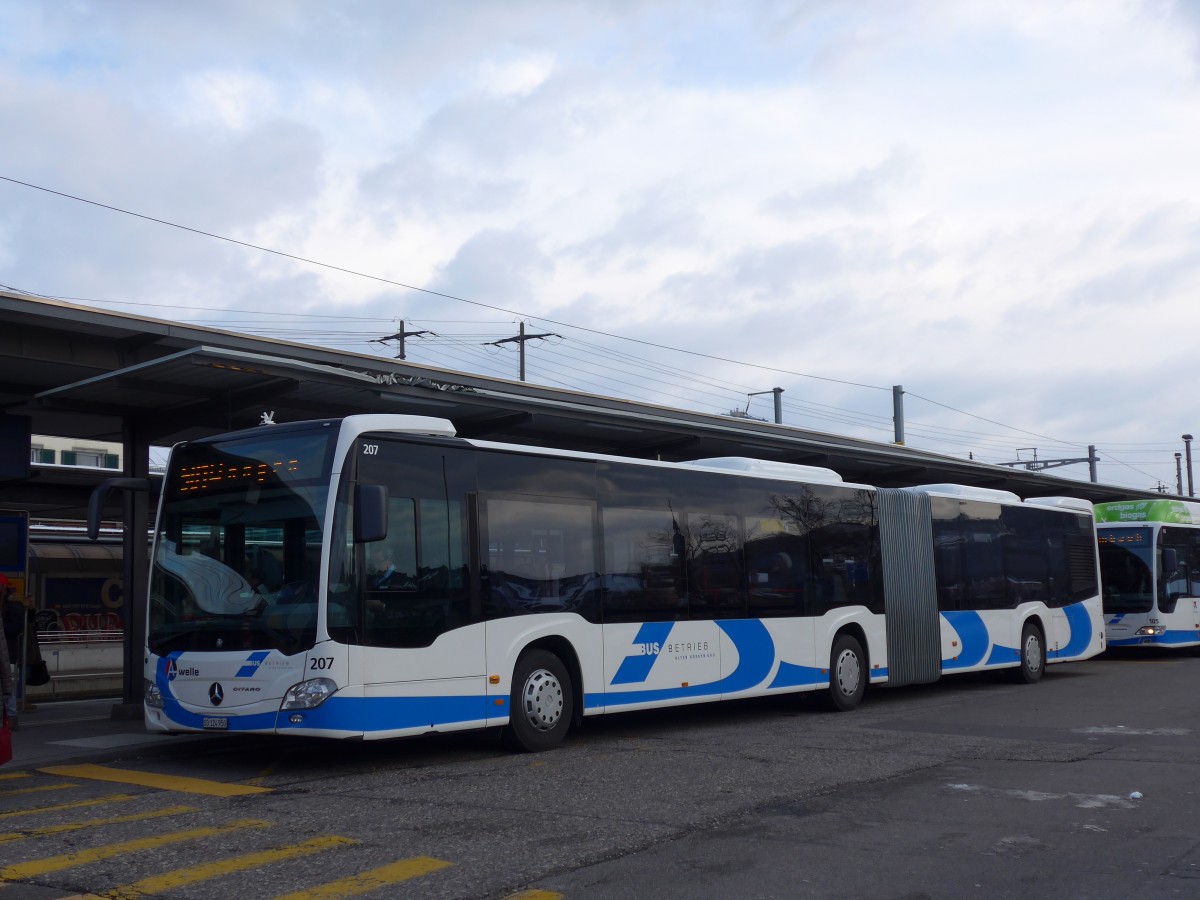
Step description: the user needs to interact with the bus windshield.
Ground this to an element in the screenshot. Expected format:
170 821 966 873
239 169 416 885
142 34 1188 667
148 424 337 657
1097 527 1154 614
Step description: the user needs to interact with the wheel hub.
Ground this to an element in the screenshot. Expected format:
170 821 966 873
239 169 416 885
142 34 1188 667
835 649 861 695
1026 634 1043 672
521 668 564 731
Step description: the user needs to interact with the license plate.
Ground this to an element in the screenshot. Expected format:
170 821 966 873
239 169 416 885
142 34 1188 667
202 717 229 730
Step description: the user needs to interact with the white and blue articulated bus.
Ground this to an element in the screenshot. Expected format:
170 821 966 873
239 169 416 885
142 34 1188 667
144 415 1104 751
1096 499 1200 648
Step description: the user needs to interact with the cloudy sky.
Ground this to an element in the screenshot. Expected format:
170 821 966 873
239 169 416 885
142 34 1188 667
3 1 1200 493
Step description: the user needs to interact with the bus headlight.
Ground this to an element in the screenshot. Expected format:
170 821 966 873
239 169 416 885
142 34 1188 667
282 678 337 709
1135 625 1166 636
144 678 164 709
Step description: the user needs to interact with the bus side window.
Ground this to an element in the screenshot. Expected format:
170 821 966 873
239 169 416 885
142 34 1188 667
483 496 598 622
685 511 743 618
601 506 687 623
745 514 808 618
1161 543 1187 612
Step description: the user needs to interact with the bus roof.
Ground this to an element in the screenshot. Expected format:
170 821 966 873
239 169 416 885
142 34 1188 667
1095 499 1200 525
1023 496 1094 514
904 484 1022 504
679 457 845 485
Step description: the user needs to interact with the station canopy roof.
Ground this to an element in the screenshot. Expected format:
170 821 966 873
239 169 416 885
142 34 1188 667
0 289 1158 520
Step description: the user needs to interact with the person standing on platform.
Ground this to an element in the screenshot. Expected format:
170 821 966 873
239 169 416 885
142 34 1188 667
0 605 13 725
1 575 21 721
18 594 43 712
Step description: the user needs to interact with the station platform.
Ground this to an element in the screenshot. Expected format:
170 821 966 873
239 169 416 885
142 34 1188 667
4 697 206 770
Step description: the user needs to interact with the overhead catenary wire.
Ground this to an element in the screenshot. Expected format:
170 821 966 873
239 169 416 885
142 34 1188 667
0 175 890 393
0 176 1185 488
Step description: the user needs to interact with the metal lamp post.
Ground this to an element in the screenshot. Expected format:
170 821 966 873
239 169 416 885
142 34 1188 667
1184 435 1195 498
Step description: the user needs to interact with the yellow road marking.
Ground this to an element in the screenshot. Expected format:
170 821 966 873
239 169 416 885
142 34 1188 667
0 818 270 879
103 835 356 898
246 759 277 787
0 793 138 821
504 892 565 900
0 783 77 797
272 856 454 899
0 772 31 781
41 764 272 797
0 805 197 844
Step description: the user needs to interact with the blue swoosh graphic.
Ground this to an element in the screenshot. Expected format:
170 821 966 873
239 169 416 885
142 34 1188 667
1049 602 1094 659
941 610 989 669
599 619 776 708
769 661 826 688
986 644 1021 665
278 695 492 733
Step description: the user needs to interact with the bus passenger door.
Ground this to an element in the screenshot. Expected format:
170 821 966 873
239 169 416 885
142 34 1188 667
349 443 484 694
599 504 722 709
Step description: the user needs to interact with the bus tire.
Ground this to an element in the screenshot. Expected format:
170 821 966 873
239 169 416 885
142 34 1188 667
1017 622 1045 684
826 633 866 712
502 649 573 752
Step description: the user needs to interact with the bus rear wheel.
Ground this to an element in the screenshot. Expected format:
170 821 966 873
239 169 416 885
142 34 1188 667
826 634 866 712
502 649 573 752
1017 622 1045 684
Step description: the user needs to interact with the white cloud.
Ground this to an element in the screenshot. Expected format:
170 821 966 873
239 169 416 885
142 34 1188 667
475 55 557 97
180 69 278 130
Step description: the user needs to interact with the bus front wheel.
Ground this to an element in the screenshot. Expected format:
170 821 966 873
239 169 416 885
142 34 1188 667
826 634 866 711
1017 622 1045 684
502 649 573 752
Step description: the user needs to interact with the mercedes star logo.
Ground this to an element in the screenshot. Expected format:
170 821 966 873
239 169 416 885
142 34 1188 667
209 683 224 706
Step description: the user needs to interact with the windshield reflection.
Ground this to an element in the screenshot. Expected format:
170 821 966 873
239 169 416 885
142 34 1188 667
148 427 333 657
1099 544 1153 614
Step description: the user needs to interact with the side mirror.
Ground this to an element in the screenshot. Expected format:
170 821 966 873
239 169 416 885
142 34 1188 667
353 483 388 543
87 477 161 539
1163 548 1179 574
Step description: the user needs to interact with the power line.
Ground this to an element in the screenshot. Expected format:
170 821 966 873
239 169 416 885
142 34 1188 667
904 390 1084 448
0 175 890 393
2 176 1181 482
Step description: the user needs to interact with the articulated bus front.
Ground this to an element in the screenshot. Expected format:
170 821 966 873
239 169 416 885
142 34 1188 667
144 419 349 736
1095 500 1200 648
